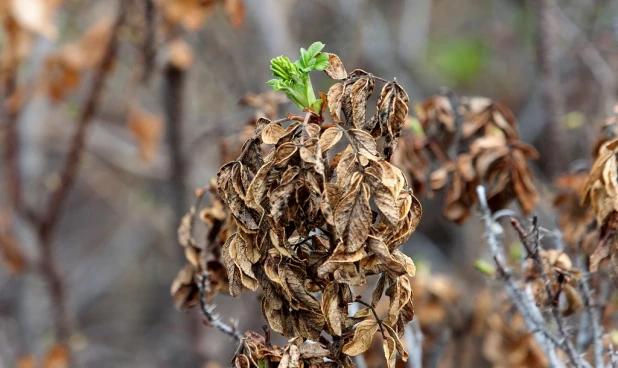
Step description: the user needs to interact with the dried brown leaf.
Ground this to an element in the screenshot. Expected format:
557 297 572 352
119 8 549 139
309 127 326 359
334 174 372 252
324 53 347 80
319 127 343 153
342 319 379 356
327 83 344 125
262 122 285 145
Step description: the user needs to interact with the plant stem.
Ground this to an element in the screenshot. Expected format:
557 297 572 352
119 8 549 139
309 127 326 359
353 298 386 339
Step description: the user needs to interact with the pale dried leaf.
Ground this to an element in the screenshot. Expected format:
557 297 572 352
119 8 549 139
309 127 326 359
324 53 347 79
342 319 379 356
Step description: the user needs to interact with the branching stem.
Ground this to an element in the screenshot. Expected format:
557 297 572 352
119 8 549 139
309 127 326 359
198 272 243 341
352 298 387 339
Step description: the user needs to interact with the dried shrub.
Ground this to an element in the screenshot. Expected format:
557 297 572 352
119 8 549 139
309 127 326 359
173 45 422 367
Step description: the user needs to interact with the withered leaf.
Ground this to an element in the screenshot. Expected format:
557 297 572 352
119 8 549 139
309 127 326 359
383 335 397 368
367 236 409 276
365 173 399 227
222 234 244 296
262 122 285 145
280 263 321 311
342 319 379 356
177 208 195 247
350 77 375 130
372 273 387 307
171 264 198 310
324 53 347 80
334 174 372 252
327 83 344 125
233 354 250 368
319 127 343 153
376 81 409 160
270 180 297 223
300 343 330 359
279 344 300 368
347 129 379 156
342 70 372 124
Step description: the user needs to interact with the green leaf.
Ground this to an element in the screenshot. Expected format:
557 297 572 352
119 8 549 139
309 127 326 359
267 41 328 111
310 99 323 114
314 52 329 70
306 42 325 60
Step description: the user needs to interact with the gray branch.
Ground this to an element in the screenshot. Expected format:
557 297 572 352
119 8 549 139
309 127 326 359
476 186 565 368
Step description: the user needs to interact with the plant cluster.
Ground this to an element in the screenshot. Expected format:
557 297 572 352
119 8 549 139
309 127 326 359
173 44 421 367
391 95 539 224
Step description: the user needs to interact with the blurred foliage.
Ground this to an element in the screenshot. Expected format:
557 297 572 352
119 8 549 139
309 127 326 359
427 38 489 86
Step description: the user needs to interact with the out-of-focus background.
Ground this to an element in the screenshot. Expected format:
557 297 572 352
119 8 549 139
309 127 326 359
1 0 618 366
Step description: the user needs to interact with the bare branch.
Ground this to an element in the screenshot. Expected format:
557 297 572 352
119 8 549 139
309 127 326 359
36 0 129 343
578 250 604 368
163 62 188 227
197 272 243 341
476 186 566 367
510 217 586 368
40 1 128 240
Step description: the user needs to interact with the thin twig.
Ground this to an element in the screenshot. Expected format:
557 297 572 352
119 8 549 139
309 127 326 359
163 62 188 227
352 298 386 339
40 1 127 240
36 0 128 342
476 186 565 367
197 272 243 341
577 244 603 368
511 217 585 368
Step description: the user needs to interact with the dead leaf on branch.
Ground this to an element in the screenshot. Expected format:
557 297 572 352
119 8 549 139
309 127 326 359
324 53 347 80
342 319 380 356
375 80 410 160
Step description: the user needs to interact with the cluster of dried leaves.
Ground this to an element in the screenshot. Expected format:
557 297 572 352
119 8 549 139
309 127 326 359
579 108 618 282
173 53 421 367
393 95 539 223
